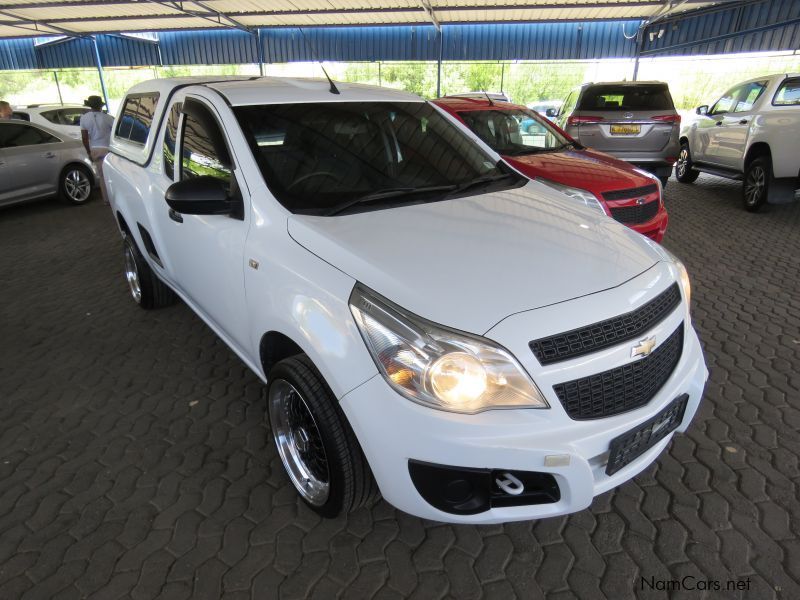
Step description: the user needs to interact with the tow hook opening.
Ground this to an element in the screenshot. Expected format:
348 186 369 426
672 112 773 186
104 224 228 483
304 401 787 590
408 460 561 515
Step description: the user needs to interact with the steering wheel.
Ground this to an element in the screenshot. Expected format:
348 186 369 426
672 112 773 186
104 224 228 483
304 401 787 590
287 171 342 191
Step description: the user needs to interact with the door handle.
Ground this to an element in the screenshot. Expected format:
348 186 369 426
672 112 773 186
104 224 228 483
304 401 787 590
715 121 723 126
738 119 749 125
42 151 56 158
168 208 183 223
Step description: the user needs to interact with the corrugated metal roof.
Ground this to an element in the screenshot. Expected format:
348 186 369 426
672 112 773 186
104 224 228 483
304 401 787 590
641 0 800 56
0 0 719 37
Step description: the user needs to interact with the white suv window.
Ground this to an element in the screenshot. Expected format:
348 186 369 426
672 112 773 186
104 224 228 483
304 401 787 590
773 77 800 106
733 82 767 113
710 86 741 115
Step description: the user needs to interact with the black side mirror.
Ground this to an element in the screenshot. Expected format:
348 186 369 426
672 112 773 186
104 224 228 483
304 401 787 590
165 176 232 215
545 108 557 117
696 105 709 115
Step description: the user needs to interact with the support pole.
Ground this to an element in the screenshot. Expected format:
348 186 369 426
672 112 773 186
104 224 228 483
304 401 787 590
92 36 109 108
436 29 443 98
53 71 63 105
632 24 645 81
378 61 382 86
256 29 265 76
500 63 505 93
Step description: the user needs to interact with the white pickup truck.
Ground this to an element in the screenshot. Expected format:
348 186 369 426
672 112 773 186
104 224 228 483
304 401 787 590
676 73 800 211
104 76 707 523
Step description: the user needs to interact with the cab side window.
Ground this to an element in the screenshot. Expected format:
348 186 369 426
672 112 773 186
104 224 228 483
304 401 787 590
710 86 742 115
733 82 766 112
179 108 232 189
773 77 800 106
163 102 181 180
116 93 160 145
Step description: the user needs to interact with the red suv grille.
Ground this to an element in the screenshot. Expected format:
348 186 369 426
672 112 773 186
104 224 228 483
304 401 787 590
609 201 660 225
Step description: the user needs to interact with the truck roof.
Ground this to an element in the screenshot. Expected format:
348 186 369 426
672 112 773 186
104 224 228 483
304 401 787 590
124 76 422 106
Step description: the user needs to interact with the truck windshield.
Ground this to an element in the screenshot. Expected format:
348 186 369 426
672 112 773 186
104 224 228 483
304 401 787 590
234 101 523 215
457 108 571 156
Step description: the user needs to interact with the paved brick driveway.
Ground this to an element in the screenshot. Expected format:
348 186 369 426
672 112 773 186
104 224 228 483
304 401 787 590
0 175 798 599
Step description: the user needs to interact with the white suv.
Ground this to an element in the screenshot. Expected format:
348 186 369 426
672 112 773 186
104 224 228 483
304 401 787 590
676 74 800 211
11 104 90 140
105 76 708 523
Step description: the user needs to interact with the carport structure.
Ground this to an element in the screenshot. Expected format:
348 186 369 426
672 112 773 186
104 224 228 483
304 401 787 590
1 2 800 600
1 1 799 100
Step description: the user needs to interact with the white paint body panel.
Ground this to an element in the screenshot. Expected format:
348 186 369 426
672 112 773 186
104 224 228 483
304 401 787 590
105 77 709 523
681 73 800 179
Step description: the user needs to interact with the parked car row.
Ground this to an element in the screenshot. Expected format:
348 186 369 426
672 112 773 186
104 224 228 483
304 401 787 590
104 76 708 524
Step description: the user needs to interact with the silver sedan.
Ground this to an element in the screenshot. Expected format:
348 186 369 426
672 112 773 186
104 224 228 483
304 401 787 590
0 119 97 208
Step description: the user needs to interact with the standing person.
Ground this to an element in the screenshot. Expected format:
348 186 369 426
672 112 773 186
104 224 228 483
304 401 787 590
80 95 114 204
0 101 12 120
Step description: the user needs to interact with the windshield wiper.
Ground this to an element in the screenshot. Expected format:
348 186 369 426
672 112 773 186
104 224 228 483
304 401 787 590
449 172 518 195
323 185 457 216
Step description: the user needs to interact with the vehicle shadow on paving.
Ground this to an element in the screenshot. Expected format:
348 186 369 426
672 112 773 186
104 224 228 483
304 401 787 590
0 182 798 599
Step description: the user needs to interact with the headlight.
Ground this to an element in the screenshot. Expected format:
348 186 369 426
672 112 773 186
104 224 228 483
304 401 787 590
536 178 606 214
662 248 691 305
349 284 548 414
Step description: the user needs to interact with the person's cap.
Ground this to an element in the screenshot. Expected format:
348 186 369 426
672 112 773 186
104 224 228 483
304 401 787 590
84 95 105 109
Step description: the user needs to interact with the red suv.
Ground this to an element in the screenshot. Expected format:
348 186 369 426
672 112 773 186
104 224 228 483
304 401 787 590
434 97 669 242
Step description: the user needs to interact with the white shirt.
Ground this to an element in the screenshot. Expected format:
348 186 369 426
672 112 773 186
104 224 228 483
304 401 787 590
80 110 115 150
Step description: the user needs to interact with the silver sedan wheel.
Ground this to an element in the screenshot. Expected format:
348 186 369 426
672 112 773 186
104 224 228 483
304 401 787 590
64 169 92 203
123 243 142 304
744 164 766 207
269 379 330 506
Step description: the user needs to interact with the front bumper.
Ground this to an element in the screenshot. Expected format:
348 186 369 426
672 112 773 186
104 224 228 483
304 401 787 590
630 206 669 243
341 324 707 524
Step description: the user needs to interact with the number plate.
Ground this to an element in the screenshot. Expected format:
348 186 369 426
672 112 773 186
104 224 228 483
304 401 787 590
605 394 688 476
610 124 641 135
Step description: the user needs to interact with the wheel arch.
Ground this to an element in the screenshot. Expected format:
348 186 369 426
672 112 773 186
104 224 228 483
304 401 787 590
60 161 94 184
259 330 306 378
744 142 771 168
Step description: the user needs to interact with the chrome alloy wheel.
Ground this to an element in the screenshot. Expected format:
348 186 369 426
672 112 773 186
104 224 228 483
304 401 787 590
123 243 142 304
744 164 766 207
676 148 689 178
269 379 330 506
64 169 91 203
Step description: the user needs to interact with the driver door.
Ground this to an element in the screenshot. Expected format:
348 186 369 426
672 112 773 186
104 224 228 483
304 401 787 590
153 97 252 352
696 84 742 166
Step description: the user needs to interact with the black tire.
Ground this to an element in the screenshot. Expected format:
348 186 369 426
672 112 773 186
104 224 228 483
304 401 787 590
122 234 176 309
675 142 700 183
267 355 379 517
59 164 94 205
743 155 771 212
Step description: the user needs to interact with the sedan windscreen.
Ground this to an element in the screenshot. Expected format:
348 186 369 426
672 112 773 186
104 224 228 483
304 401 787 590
578 85 674 111
235 102 522 215
458 108 571 156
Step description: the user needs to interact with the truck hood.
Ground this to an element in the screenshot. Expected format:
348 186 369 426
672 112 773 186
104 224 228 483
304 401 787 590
287 183 662 334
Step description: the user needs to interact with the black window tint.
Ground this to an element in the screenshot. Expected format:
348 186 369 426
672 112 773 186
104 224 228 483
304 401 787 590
180 112 231 186
0 123 60 148
11 112 29 121
578 84 674 111
773 78 800 106
235 101 512 215
163 102 181 180
116 93 160 144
